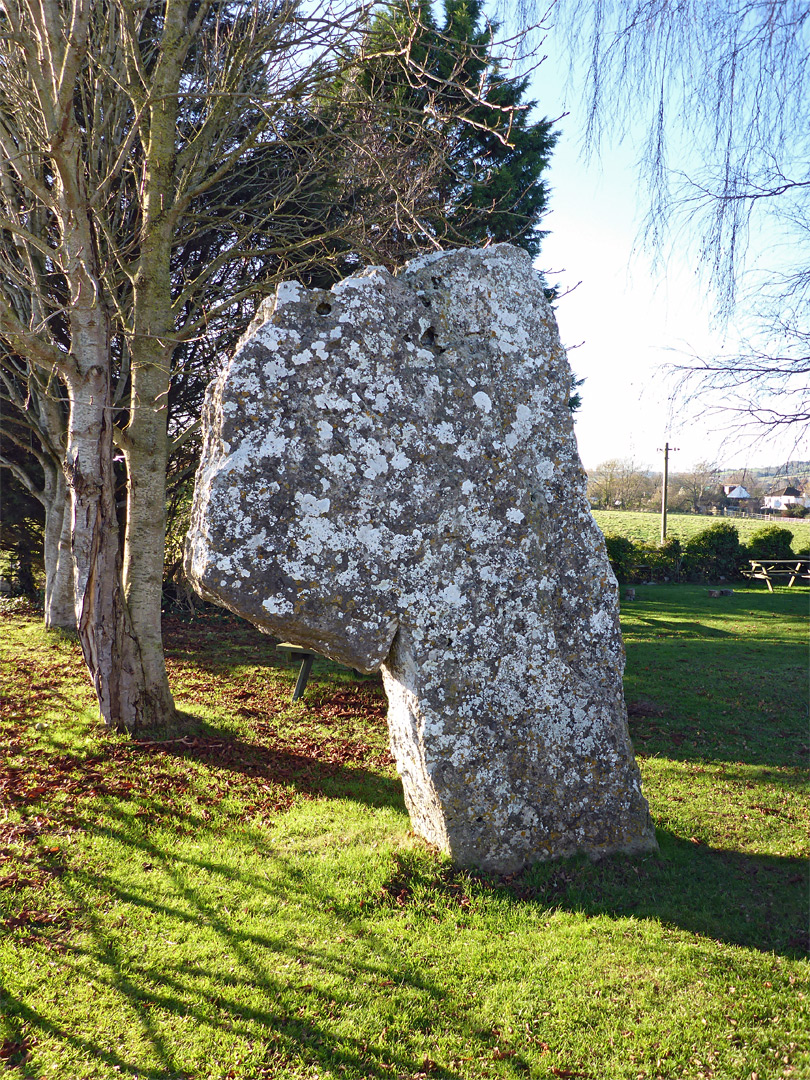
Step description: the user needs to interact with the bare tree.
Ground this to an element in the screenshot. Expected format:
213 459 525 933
0 1 360 730
0 0 548 732
0 1 385 731
672 461 720 513
550 1 810 447
669 322 810 451
587 458 654 509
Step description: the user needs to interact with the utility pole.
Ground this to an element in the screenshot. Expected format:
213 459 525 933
658 442 679 542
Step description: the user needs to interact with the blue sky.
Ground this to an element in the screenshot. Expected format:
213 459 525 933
524 32 803 475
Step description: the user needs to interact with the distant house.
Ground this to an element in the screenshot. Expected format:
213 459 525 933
723 485 750 499
762 485 810 511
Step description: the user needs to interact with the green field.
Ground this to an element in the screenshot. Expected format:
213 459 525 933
593 509 810 549
1 590 808 1080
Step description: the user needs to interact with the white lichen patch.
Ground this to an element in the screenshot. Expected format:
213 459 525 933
185 243 657 873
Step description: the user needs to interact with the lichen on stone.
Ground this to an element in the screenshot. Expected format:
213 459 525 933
185 244 657 872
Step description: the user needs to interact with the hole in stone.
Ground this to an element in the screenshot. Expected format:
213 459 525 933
420 326 436 346
420 296 431 308
315 301 332 315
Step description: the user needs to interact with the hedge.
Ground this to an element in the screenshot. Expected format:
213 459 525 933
601 522 798 584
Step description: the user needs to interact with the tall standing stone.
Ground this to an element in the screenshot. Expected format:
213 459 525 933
186 245 657 872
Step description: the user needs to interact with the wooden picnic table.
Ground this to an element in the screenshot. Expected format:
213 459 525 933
741 558 810 592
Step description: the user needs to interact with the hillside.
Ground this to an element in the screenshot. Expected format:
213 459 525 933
718 461 810 490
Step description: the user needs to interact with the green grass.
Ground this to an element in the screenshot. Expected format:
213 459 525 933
1 589 808 1080
593 509 810 549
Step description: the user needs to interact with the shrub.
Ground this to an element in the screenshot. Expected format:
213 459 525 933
682 521 742 581
781 505 808 518
631 537 683 582
602 534 685 584
652 536 683 581
747 525 794 560
603 534 636 583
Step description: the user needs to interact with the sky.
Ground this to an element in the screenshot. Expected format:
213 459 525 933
523 27 804 476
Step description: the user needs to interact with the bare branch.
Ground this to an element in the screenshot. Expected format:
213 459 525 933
169 417 201 456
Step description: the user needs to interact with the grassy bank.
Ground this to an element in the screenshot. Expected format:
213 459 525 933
1 587 808 1080
592 510 810 549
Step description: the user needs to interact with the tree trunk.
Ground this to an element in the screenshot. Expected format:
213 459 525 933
65 356 151 730
48 116 178 733
123 253 175 726
117 22 185 733
65 368 177 731
43 466 76 630
13 546 37 597
57 238 165 731
122 409 175 726
0 4 184 734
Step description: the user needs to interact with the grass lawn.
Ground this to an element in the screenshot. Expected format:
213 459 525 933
592 510 810 550
1 586 808 1080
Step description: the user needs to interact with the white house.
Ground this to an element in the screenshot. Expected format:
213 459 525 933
762 485 810 511
723 485 750 499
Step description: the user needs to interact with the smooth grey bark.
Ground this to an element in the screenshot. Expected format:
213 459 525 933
42 465 75 630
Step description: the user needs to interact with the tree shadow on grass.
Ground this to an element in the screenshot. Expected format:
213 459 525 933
72 732 810 970
3 958 465 1080
623 636 808 769
3 777 807 1080
132 711 404 812
5 804 806 1080
125 715 807 961
4 808 471 1080
626 617 733 638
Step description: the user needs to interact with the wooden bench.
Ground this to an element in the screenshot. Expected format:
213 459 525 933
740 558 810 593
277 642 317 701
276 642 365 701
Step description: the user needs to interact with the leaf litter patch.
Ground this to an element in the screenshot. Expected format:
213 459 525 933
2 608 399 960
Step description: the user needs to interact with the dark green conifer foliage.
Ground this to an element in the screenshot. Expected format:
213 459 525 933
328 0 557 270
428 0 556 256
